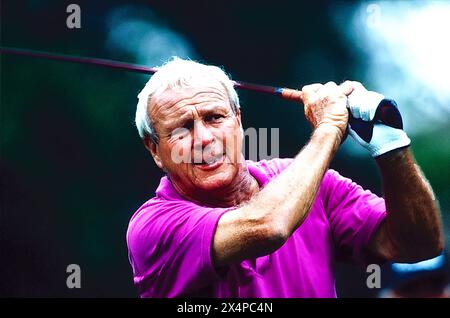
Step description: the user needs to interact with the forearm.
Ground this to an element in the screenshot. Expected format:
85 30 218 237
213 126 341 266
213 82 350 267
376 148 444 261
249 125 341 236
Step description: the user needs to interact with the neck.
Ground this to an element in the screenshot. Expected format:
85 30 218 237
175 164 260 208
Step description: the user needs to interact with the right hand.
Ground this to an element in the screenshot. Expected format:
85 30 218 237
301 82 354 141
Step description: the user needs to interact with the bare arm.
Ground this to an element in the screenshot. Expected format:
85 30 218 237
213 126 341 266
212 82 352 267
369 148 444 262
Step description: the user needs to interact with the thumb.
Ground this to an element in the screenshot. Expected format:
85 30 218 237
340 80 356 96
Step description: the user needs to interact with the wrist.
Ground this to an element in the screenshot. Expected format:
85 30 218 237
313 124 343 151
314 124 343 141
375 147 410 167
375 147 414 180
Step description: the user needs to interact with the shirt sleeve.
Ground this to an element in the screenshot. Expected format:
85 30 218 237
126 200 231 297
321 169 387 265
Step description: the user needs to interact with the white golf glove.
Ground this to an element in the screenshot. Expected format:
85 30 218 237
346 84 411 157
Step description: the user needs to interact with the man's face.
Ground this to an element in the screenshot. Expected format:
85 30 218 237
146 85 244 195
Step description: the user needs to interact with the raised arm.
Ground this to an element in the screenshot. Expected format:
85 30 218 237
212 82 352 267
369 149 444 262
339 80 444 263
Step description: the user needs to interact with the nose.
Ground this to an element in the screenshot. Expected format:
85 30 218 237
193 120 215 150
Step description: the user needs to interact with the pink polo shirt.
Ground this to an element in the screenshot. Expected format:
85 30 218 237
127 158 387 297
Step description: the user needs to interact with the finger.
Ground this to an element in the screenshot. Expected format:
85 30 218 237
301 83 323 94
346 83 382 121
301 83 323 104
318 81 343 101
350 81 365 91
280 88 304 102
340 80 355 96
341 80 367 97
363 91 384 121
344 80 366 92
321 81 340 97
323 81 338 89
347 90 371 120
347 92 362 119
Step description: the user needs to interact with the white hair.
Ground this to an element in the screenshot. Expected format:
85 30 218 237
135 57 240 143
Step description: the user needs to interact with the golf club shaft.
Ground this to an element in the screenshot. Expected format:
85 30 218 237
0 47 304 102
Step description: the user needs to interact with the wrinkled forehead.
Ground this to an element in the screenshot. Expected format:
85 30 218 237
149 83 232 117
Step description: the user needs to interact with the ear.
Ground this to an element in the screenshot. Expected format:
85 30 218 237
235 108 242 126
235 108 244 134
144 136 164 170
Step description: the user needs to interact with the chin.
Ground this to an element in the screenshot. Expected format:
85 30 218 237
193 168 236 192
195 176 231 192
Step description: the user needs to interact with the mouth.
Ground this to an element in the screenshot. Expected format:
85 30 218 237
192 153 225 171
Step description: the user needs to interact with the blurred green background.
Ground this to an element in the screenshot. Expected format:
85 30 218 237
1 0 449 297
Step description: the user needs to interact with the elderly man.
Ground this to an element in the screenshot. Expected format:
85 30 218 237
127 57 444 297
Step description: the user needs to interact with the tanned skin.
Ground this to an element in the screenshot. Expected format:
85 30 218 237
370 149 444 262
147 81 444 268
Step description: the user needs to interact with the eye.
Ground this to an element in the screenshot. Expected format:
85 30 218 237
205 114 224 123
182 121 194 130
171 127 190 140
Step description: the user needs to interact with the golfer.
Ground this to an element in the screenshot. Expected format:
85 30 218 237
127 57 443 297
